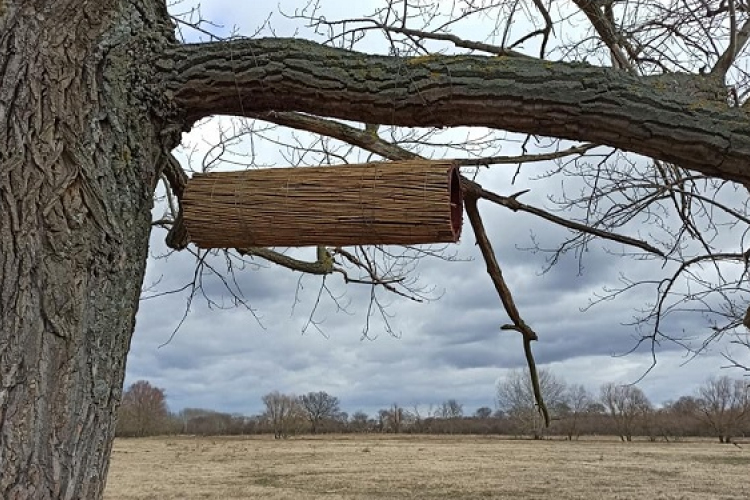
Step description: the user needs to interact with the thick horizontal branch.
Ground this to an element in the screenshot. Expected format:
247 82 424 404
161 37 750 185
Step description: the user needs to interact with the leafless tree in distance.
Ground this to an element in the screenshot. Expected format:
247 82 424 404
600 383 653 442
559 384 593 440
116 381 170 437
496 368 567 439
262 391 305 439
299 391 342 434
696 375 750 443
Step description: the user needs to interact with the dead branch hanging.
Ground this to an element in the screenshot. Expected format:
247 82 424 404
464 194 550 427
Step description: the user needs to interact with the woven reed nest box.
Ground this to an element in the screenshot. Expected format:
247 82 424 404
181 160 462 248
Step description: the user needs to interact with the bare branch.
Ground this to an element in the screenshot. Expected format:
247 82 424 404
245 111 419 161
573 0 636 72
251 110 598 167
461 177 665 256
245 109 665 260
464 194 549 426
712 15 750 77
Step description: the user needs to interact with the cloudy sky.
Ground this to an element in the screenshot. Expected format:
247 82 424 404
123 1 750 418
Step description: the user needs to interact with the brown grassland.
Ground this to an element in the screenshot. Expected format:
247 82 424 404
105 434 749 499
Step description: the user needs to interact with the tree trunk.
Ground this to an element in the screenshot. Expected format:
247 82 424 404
0 2 178 498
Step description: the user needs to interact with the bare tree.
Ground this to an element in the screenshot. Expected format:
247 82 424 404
7 0 750 495
378 403 409 433
349 411 371 433
116 381 170 437
411 404 427 433
433 399 464 433
436 399 464 419
662 396 704 439
696 376 750 443
299 391 342 434
600 383 653 441
496 368 567 439
262 391 304 439
474 407 493 420
559 384 593 440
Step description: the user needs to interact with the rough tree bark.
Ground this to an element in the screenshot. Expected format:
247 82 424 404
164 38 750 186
0 2 179 498
2 1 750 498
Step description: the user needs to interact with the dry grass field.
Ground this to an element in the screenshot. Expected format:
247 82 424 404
105 434 749 499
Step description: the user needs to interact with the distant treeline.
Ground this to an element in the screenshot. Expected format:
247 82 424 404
116 370 750 444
